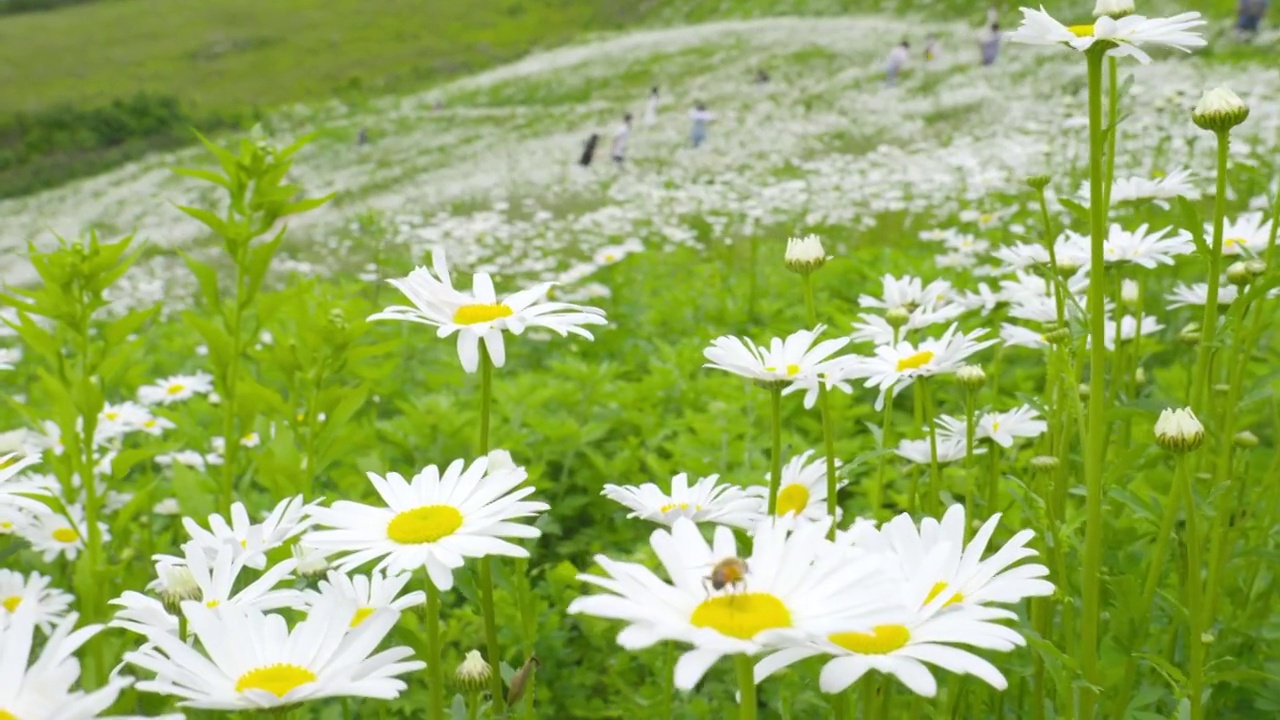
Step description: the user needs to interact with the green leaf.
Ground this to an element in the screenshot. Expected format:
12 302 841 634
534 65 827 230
173 166 232 189
183 312 234 375
177 205 233 238
180 252 222 309
1059 196 1090 225
104 306 159 346
1136 651 1187 690
242 231 285 307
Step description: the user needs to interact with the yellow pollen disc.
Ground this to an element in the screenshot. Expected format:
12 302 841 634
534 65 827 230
924 581 964 608
0 522 12 530
2 596 21 612
896 350 935 372
52 528 79 544
452 303 514 325
981 214 992 223
387 505 464 544
1225 238 1245 247
206 599 221 608
992 422 1001 432
105 412 119 421
690 592 791 640
235 663 317 698
659 502 701 513
240 539 248 548
785 364 800 377
775 484 810 516
829 624 911 655
166 384 185 395
0 710 18 720
350 607 375 628
1068 24 1094 37
144 420 157 428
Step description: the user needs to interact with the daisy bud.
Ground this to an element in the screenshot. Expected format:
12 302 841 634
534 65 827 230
1044 326 1072 345
1213 383 1230 397
784 235 828 275
1093 0 1134 19
1025 174 1052 192
291 544 330 579
1179 322 1202 345
506 656 541 707
455 650 492 693
1233 430 1259 448
1154 407 1204 453
1134 366 1146 386
1057 258 1083 276
486 448 517 473
1245 259 1267 279
157 565 201 613
1226 261 1252 287
1201 631 1215 645
1193 88 1249 134
1078 383 1090 399
885 307 911 329
1030 455 1060 475
955 365 986 390
1120 279 1140 309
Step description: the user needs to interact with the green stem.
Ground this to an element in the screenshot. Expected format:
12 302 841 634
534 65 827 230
218 256 247 510
802 274 840 538
767 386 783 515
1179 457 1205 720
735 655 758 720
921 378 942 515
424 574 445 720
1103 57 1119 214
1079 48 1109 720
963 389 977 522
476 347 506 713
874 384 896 519
1191 130 1231 415
747 237 759 321
985 443 1000 512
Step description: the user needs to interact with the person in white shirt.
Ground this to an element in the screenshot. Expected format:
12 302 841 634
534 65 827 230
643 87 659 125
689 102 714 148
611 113 633 166
978 22 1002 66
886 41 910 87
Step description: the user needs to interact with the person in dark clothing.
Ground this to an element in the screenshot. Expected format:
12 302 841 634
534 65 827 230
1238 0 1269 38
580 133 600 167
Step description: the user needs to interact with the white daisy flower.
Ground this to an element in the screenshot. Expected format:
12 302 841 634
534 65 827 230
368 248 607 373
0 347 19 371
182 495 319 570
0 598 140 720
0 506 36 535
975 406 1048 448
0 569 73 633
999 323 1050 350
703 324 850 386
844 325 999 410
304 455 549 591
1080 169 1199 208
0 453 52 513
23 507 110 563
895 437 975 465
122 596 425 710
1166 282 1239 309
1214 212 1273 257
601 472 762 529
1008 7 1206 64
137 372 215 406
1103 224 1194 268
567 517 892 690
138 542 305 622
748 450 846 520
1097 315 1165 350
300 570 426 628
858 275 953 314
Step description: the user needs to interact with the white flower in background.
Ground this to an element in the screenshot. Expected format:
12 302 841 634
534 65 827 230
974 406 1049 448
991 243 1051 274
568 517 891 690
858 275 953 314
0 569 73 632
784 234 828 275
368 248 607 373
138 372 215 406
183 495 319 569
601 472 762 529
122 597 425 710
1215 212 1273 256
156 450 218 471
0 506 34 535
1166 282 1239 309
1007 8 1206 64
703 325 849 386
0 598 139 720
0 453 52 513
1098 315 1164 350
1155 407 1204 453
300 571 426 627
999 323 1050 350
1079 169 1199 208
305 455 549 591
749 450 845 520
1103 224 1194 267
143 542 305 618
1094 0 1135 18
23 507 109 562
152 498 182 516
844 325 998 410
592 240 642 266
0 347 19 371
955 283 1003 314
895 437 975 465
292 544 332 578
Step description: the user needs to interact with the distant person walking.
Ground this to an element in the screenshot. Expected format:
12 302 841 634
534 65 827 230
644 86 660 125
611 113 633 166
689 102 714 148
924 34 941 62
886 41 910 87
978 22 1002 66
1237 0 1269 39
580 133 600 167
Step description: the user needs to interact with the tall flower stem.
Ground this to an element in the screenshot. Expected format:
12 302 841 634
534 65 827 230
1191 130 1232 415
767 386 784 515
921 378 943 516
802 274 840 539
963 388 977 522
1079 48 1110 719
1179 456 1206 720
1103 57 1120 213
476 347 506 713
423 575 445 720
735 655 758 720
874 386 895 519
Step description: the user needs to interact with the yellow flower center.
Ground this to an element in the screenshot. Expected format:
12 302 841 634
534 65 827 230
1068 24 1094 37
350 607 375 628
166 384 185 395
690 592 792 640
0 710 18 720
144 419 157 428
2 596 21 613
206 599 221 608
453 303 514 325
829 624 911 655
0 521 12 532
763 364 802 376
235 664 317 698
992 422 1001 432
658 502 701 513
105 412 120 421
1225 237 1246 248
980 214 992 224
924 581 964 608
896 351 935 372
0 457 15 470
775 484 810 516
52 528 79 544
387 505 464 544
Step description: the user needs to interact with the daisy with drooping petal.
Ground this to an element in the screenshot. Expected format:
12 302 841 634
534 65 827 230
748 450 845 520
601 472 763 529
999 323 1050 350
1097 315 1165 350
843 325 998 410
368 248 608 373
568 517 892 691
1103 224 1194 268
304 454 548 591
182 495 320 570
1214 212 1273 256
1166 282 1239 309
895 437 976 465
122 594 425 711
703 325 849 386
137 372 215 406
300 570 426 628
0 453 51 513
1008 7 1206 64
0 570 73 632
